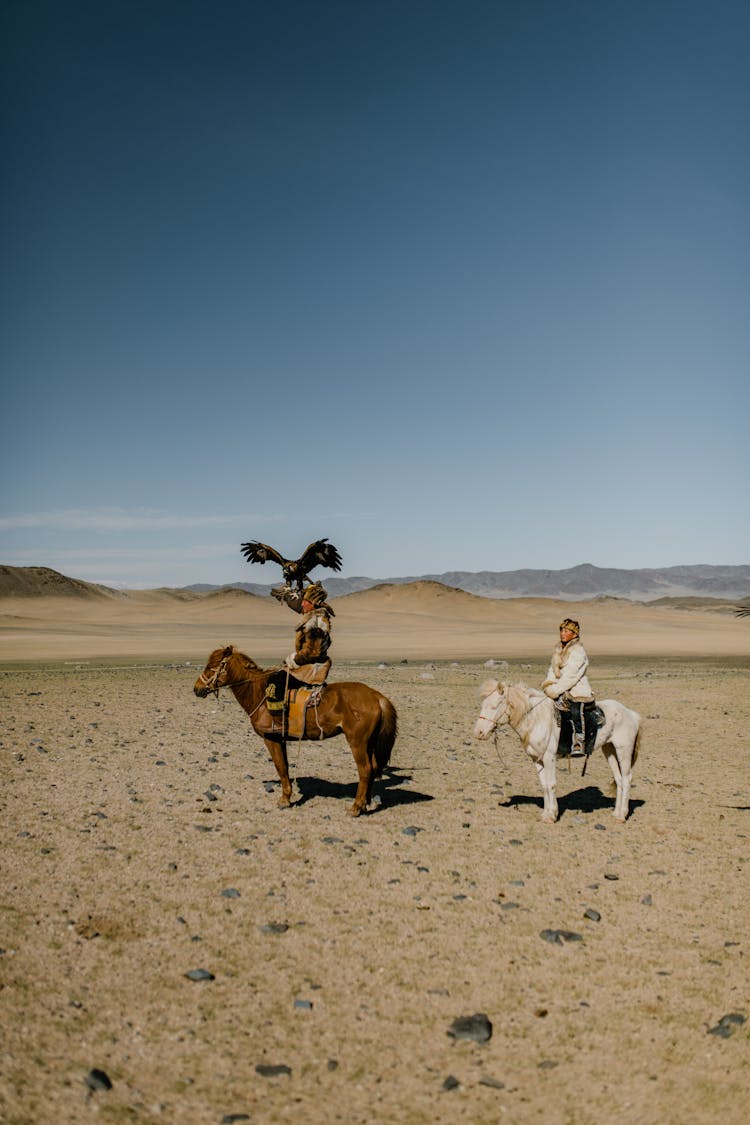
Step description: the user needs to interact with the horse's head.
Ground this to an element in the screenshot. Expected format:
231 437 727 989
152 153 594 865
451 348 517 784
194 645 235 697
474 679 509 740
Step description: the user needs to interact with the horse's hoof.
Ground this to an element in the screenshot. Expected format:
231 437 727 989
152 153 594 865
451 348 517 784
612 813 627 823
541 814 557 824
277 797 292 809
348 805 363 818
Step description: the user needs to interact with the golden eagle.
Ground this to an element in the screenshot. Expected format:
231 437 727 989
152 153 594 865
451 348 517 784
240 537 342 590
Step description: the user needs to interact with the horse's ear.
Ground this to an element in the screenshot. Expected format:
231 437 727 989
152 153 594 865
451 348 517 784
222 645 234 657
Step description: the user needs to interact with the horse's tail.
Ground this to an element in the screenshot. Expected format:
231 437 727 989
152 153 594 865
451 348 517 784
370 695 398 776
632 711 642 769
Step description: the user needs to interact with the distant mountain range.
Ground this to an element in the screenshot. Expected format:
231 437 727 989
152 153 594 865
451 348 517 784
186 562 750 602
1 562 748 603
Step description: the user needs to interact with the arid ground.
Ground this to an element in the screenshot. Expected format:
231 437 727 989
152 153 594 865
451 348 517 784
1 584 748 1123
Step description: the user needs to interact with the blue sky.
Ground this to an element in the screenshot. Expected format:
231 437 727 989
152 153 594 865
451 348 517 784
2 0 748 588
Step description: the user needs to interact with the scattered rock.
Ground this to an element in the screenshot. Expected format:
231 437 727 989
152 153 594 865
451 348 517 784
707 1012 746 1038
255 1063 291 1078
260 923 289 934
540 929 583 945
479 1075 506 1089
583 908 601 922
442 1074 460 1090
184 968 214 981
447 1012 492 1043
221 888 240 899
85 1068 112 1091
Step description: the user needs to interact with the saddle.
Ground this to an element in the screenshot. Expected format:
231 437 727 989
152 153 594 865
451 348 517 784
555 699 604 758
263 670 325 741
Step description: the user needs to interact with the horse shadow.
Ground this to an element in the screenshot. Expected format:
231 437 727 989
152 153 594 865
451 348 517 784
291 766 433 810
500 785 645 819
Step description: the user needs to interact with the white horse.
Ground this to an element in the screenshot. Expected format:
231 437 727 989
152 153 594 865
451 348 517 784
474 680 641 823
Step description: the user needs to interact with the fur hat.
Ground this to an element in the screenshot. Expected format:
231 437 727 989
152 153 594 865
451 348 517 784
559 618 580 636
303 582 328 607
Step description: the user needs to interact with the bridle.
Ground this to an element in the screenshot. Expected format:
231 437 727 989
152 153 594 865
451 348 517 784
195 655 257 699
480 685 548 734
195 656 231 698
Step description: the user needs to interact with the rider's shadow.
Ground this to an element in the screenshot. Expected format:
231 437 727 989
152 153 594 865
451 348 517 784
500 785 645 819
293 766 433 809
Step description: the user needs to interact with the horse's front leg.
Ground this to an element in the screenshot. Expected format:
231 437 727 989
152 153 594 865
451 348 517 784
263 737 293 808
534 750 558 823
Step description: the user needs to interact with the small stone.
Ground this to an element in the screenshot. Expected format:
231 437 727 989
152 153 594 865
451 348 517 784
221 888 240 899
260 923 289 934
294 999 313 1010
447 1012 492 1043
540 929 583 945
442 1075 460 1090
184 969 214 981
708 1012 746 1038
255 1063 291 1078
641 894 653 906
479 1075 506 1089
326 1059 339 1071
222 1116 251 1123
402 826 422 836
583 908 601 922
85 1068 112 1091
604 873 619 881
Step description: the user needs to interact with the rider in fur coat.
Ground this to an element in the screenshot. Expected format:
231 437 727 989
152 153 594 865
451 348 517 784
273 581 334 685
542 618 594 756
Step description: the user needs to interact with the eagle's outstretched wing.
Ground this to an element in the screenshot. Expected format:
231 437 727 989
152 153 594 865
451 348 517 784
297 538 343 576
240 541 289 568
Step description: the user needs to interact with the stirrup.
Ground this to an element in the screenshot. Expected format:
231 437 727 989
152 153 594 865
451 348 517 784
570 738 585 758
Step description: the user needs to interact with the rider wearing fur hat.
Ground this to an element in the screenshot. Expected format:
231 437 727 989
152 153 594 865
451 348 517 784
542 618 594 756
273 581 334 685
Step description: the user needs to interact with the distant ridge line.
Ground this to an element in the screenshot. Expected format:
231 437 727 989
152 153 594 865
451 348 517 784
1 563 748 602
186 562 750 602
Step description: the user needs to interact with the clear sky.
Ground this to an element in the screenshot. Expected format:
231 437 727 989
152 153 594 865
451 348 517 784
2 0 748 588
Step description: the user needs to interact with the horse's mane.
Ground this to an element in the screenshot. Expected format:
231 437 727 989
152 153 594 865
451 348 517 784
506 681 547 727
224 646 265 674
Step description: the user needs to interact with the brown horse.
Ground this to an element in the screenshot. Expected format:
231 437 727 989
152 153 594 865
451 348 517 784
193 645 398 816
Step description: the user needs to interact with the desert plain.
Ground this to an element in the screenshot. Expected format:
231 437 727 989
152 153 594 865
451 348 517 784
1 580 748 1124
